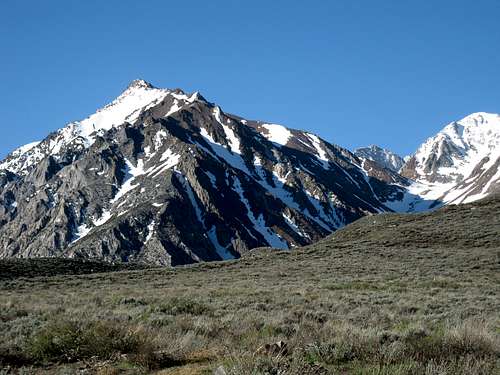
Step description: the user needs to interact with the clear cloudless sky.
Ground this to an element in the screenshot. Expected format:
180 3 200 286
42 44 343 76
1 0 499 159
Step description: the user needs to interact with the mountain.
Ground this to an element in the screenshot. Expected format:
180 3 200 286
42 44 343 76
354 145 405 172
1 81 498 266
401 112 500 205
0 80 406 265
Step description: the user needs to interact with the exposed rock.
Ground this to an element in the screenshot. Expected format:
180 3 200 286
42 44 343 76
213 365 227 375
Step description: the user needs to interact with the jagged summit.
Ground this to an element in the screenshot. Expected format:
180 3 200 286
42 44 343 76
0 82 205 175
400 111 500 205
126 79 156 90
123 80 205 103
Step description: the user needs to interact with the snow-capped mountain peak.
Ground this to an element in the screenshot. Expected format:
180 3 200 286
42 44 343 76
355 145 405 172
126 78 156 90
405 112 500 182
0 81 202 175
400 111 500 204
74 80 169 139
457 111 500 127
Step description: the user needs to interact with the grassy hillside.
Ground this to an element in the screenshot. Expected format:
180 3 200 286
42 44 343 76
0 197 499 374
323 194 500 250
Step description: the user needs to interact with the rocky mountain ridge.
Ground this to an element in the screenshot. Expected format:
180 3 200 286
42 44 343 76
0 80 407 265
0 80 498 265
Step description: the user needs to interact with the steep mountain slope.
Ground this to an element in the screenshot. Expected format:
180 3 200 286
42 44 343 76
355 145 405 172
0 80 404 265
401 112 500 205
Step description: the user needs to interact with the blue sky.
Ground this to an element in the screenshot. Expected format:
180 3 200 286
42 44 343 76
1 1 499 159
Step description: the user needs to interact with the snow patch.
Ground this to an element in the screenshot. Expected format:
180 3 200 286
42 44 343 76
232 176 288 249
282 212 310 239
199 128 252 175
146 149 181 177
307 134 329 163
72 223 92 243
145 220 156 244
261 124 292 146
111 159 145 204
94 210 113 226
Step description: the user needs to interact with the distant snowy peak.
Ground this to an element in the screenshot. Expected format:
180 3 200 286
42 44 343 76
401 112 500 204
355 145 405 172
403 112 500 183
0 80 203 175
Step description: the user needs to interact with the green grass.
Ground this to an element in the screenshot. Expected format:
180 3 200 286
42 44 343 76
0 197 499 374
26 320 155 364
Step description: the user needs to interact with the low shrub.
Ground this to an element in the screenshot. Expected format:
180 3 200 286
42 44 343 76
153 297 210 316
25 320 151 363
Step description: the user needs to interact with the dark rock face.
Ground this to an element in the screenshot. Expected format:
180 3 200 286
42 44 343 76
0 81 404 265
399 156 419 181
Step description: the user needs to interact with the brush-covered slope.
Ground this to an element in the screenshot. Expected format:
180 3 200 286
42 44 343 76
1 196 498 373
316 194 500 251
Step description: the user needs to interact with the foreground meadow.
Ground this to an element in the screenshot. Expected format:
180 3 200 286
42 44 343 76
1 198 499 374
